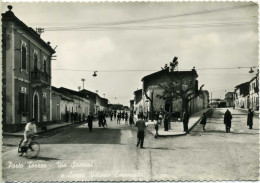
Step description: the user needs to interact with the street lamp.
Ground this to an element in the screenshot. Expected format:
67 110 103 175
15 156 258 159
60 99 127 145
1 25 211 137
93 71 97 77
78 86 81 91
103 94 105 98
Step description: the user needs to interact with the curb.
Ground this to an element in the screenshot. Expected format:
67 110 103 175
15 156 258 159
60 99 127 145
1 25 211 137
149 108 211 137
3 123 77 137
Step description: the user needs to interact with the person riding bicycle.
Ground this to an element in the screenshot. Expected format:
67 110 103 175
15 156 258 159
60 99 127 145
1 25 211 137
21 118 37 151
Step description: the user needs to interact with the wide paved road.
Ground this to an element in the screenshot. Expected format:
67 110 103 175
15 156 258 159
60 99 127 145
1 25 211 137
2 108 259 181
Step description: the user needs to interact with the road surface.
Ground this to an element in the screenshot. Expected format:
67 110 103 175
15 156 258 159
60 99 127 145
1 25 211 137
2 108 259 181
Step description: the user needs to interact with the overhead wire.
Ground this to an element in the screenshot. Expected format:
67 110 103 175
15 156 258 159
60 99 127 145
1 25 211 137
41 3 256 31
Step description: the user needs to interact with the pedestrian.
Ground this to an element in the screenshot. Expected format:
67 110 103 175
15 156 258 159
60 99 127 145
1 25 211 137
135 114 146 148
224 109 232 133
183 110 190 132
164 112 169 131
158 112 163 125
110 111 113 121
154 120 159 138
117 112 121 124
102 112 107 127
129 112 134 126
98 111 103 127
122 111 125 120
87 113 94 132
247 108 254 129
125 112 128 124
114 110 116 119
200 113 207 131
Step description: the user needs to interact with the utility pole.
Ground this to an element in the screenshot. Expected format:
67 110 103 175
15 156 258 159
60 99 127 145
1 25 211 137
81 78 85 90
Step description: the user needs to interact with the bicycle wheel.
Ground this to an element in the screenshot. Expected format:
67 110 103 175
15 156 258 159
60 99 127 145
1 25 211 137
18 139 24 156
26 142 40 159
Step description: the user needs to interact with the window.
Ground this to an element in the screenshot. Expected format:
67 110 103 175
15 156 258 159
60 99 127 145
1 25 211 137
34 52 38 71
19 92 28 113
21 43 27 70
42 92 47 113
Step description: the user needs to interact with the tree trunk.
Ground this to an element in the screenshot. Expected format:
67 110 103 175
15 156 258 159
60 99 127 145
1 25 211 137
181 97 189 120
169 102 172 129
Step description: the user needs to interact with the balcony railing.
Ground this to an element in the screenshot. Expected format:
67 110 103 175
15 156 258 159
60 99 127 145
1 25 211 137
31 71 49 87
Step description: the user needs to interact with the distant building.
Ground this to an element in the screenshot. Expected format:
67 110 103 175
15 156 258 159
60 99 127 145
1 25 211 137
130 99 134 112
133 89 143 115
141 68 209 118
234 82 250 109
2 6 56 132
58 87 91 122
225 92 235 107
79 89 109 115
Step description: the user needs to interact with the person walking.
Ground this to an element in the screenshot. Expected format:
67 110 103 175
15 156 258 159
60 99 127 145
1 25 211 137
154 120 160 138
200 113 207 131
158 112 163 125
135 114 146 148
98 111 103 127
247 108 254 129
125 112 128 124
114 110 116 119
87 113 94 132
224 109 232 133
117 112 121 124
183 110 190 132
110 111 113 121
129 112 134 126
122 111 125 121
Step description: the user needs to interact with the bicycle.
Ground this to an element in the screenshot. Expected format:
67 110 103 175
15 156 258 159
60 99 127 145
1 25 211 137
18 134 40 159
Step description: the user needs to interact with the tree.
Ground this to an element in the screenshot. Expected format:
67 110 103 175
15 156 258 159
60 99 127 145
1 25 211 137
157 57 204 119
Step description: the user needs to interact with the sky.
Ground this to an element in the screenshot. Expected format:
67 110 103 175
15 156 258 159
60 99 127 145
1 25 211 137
2 1 258 106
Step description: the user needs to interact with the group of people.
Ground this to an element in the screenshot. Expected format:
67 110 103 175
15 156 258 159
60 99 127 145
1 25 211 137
198 108 255 133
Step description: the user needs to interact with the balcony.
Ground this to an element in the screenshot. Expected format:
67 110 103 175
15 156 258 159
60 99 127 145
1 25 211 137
31 71 49 87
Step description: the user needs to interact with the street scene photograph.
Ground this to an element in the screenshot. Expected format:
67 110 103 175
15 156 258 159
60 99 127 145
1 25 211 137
1 1 259 182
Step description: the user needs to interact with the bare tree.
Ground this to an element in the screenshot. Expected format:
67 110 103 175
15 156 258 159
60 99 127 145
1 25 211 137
157 57 204 119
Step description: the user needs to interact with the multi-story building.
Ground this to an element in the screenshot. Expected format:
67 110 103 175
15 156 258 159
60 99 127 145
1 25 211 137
2 6 56 132
249 74 259 110
133 89 143 115
234 82 250 109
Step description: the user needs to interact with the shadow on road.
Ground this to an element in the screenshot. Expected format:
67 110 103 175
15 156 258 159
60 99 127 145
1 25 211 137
38 128 121 145
34 156 60 161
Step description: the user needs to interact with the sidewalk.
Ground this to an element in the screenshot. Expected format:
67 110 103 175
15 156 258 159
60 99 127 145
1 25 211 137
146 108 210 137
3 122 73 137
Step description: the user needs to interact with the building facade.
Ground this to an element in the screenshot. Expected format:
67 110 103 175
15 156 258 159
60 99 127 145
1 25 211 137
249 75 259 110
225 92 235 107
2 6 56 132
140 68 209 118
234 82 250 109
